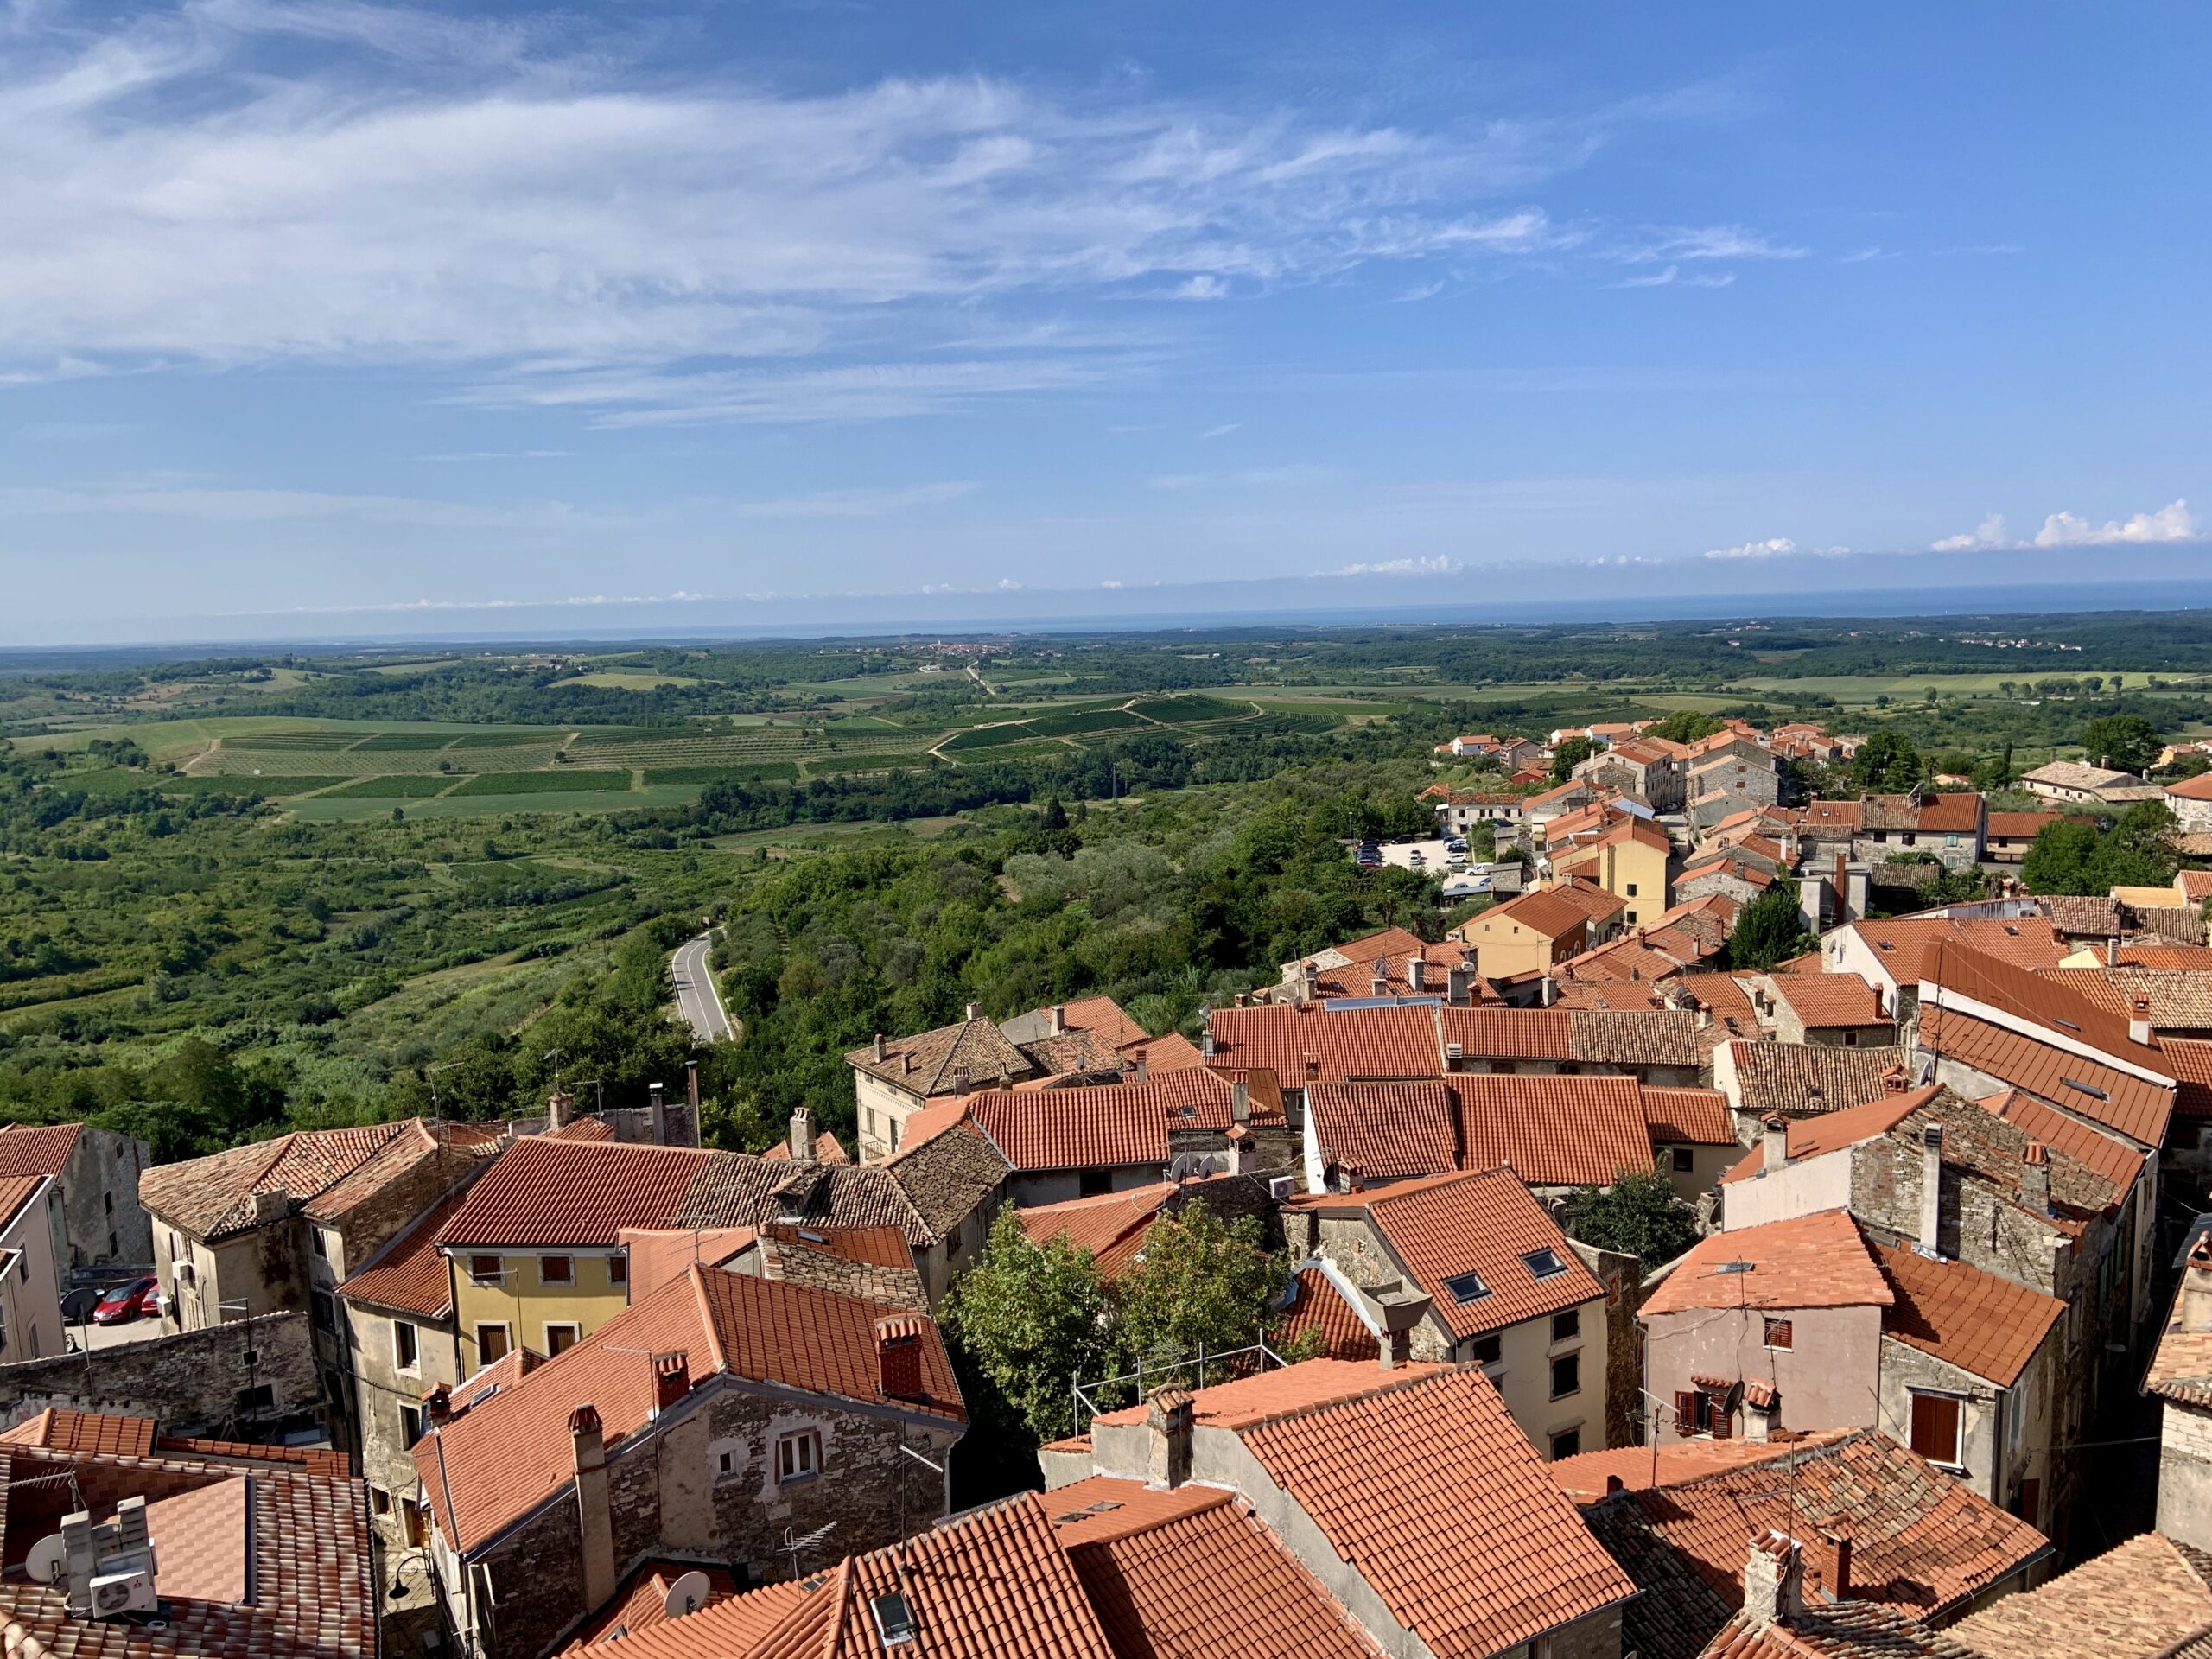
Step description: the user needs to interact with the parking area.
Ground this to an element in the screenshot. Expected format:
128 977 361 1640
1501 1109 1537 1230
1354 836 1467 872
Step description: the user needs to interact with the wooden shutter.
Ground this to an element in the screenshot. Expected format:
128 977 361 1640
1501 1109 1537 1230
1910 1394 1961 1463
1673 1391 1697 1436
1710 1395 1732 1439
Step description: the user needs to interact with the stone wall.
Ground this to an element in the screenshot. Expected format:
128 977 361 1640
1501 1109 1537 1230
0 1310 321 1437
2159 1398 2212 1555
61 1128 152 1272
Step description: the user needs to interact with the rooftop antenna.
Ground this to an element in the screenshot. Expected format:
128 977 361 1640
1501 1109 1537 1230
785 1521 836 1581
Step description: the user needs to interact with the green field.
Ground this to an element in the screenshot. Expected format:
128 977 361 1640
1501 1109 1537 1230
453 770 637 795
321 774 461 798
1130 694 1254 723
641 763 800 785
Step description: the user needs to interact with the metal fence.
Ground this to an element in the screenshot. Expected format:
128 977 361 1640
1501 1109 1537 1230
1069 1341 1289 1437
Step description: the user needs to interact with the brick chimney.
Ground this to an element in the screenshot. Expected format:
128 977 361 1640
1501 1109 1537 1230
1743 1530 1804 1626
653 1351 690 1415
1818 1529 1853 1602
1918 1122 1945 1259
876 1316 927 1402
2131 995 2154 1046
2021 1141 2050 1216
1145 1388 1194 1489
951 1065 971 1098
424 1382 452 1427
790 1106 816 1163
569 1405 616 1616
1051 1003 1068 1036
2183 1234 2212 1334
1882 1065 1910 1094
1448 963 1472 1007
1230 1071 1250 1124
873 1032 887 1063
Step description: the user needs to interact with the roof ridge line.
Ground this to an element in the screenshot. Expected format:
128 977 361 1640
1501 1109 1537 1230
1235 1362 1466 1436
688 1262 729 1376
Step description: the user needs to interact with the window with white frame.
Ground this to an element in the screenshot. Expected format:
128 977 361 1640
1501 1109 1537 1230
392 1319 418 1372
776 1428 823 1484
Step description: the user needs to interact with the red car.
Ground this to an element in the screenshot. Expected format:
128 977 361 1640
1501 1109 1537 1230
91 1278 159 1325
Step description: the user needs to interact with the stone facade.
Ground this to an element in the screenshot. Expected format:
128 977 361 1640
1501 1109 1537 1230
0 1309 321 1437
342 1294 460 1574
2157 1395 2212 1553
1876 1331 2063 1537
50 1128 152 1272
433 1376 961 1659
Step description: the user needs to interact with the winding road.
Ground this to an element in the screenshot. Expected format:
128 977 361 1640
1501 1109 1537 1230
671 931 735 1043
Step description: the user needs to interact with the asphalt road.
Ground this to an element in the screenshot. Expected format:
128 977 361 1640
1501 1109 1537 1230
671 932 734 1043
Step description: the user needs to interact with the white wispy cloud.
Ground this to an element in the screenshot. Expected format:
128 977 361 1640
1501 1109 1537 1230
1930 512 2007 551
1172 275 1230 301
1624 225 1805 264
1704 537 1796 560
1147 465 1338 491
2033 499 2196 547
1198 423 1242 441
1330 555 1462 576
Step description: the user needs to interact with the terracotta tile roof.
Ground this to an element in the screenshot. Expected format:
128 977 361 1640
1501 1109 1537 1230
0 1173 48 1236
1565 939 1694 984
1951 1532 2212 1659
565 1561 747 1649
1554 877 1630 924
2182 871 2212 905
1240 1367 1637 1656
846 1014 1035 1097
760 1130 849 1165
2024 760 2138 791
1873 1238 2065 1386
1311 1167 1599 1340
1719 1042 1917 1116
617 1226 756 1297
436 1135 716 1248
578 1580 810 1657
1437 1007 1572 1060
2052 968 2212 1031
1547 1434 1842 1503
1584 1428 2051 1659
1703 1603 1984 1659
153 1433 353 1477
1050 1478 1385 1659
1206 1004 1444 1084
966 1071 1277 1173
546 1116 617 1142
0 1440 374 1659
1017 1180 1188 1277
2145 1267 2212 1409
1986 810 2062 840
141 1122 416 1240
416 1265 963 1554
2162 1037 2212 1119
1126 1030 1207 1073
1719 1085 1942 1185
0 1122 82 1179
1793 799 1864 832
1275 1266 1379 1361
335 1176 481 1318
1974 1088 2145 1201
1948 918 2071 972
1768 976 1889 1029
1573 1007 1701 1067
1305 1081 1460 1181
1452 1073 1659 1187
1088 1357 1453 1431
1640 1210 1891 1316
1483 884 1600 941
1859 791 1986 835
1643 1087 1737 1145
1916 1002 2173 1147
2037 893 2126 937
2099 942 2212 969
0 1406 157 1458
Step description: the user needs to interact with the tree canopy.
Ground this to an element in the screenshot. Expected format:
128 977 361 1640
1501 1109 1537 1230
1560 1167 1700 1268
1548 736 1594 785
1728 885 1816 971
2079 713 2162 776
2021 801 2181 894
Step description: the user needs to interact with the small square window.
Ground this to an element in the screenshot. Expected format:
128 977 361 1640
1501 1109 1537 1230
1550 1352 1580 1400
776 1429 822 1484
1764 1318 1794 1351
1550 1428 1582 1461
1522 1249 1567 1281
1552 1309 1579 1344
1671 1147 1694 1173
1625 883 1637 898
393 1319 418 1372
1470 1333 1502 1366
370 1487 392 1516
539 1255 573 1287
309 1229 327 1260
467 1255 503 1287
1444 1272 1490 1306
545 1323 580 1356
716 1448 737 1478
400 1404 424 1446
607 1255 627 1287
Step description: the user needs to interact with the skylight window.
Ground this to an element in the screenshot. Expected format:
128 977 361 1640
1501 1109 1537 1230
1521 1249 1567 1281
1444 1271 1491 1304
2053 1016 2081 1032
1713 1261 1756 1275
2061 1078 2109 1101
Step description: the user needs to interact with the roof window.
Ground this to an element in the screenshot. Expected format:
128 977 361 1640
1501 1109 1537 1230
1444 1271 1491 1305
1521 1249 1567 1281
2061 1078 2109 1101
871 1592 918 1649
2052 1016 2081 1032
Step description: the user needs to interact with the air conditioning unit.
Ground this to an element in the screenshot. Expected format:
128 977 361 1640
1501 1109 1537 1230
1268 1176 1296 1202
173 1262 194 1284
91 1559 158 1617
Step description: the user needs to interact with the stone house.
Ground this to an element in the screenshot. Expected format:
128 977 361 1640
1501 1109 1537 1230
0 1175 67 1367
1853 790 1988 869
964 1067 1290 1205
1283 1168 1609 1459
2145 1231 2212 1557
2019 760 2144 804
1045 1359 1638 1659
1687 733 1785 808
1760 973 1896 1047
0 1122 152 1273
414 1263 965 1659
1578 737 1687 813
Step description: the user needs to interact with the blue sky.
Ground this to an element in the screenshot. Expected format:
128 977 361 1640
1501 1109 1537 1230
2 0 2209 643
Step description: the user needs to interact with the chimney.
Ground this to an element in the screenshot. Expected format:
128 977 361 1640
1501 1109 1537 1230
1918 1122 1945 1258
684 1059 700 1127
549 1090 575 1128
649 1082 666 1144
1333 1160 1364 1195
1302 961 1319 1002
951 1065 971 1098
2132 995 2154 1046
1145 1388 1195 1488
1202 1027 1217 1059
1376 1289 1430 1370
1133 1046 1149 1081
1698 1006 1713 1031
1448 963 1472 1007
2184 1234 2212 1334
1408 957 1428 994
875 1317 927 1402
425 1382 453 1427
1882 1065 1909 1094
1230 1071 1251 1123
569 1405 617 1616
1539 976 1557 1007
1371 971 1389 998
1819 1530 1853 1602
1228 1123 1257 1174
790 1106 816 1163
1234 990 1248 1008
653 1351 690 1414
964 1001 982 1023
1743 1530 1804 1626
1303 1053 1319 1084
1051 1003 1068 1036
873 1032 887 1063
250 1185 290 1226
1762 1115 1789 1173
2021 1141 2050 1215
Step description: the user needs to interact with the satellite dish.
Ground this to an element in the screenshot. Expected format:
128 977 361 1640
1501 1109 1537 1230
25 1533 66 1585
1167 1152 1215 1183
662 1571 711 1619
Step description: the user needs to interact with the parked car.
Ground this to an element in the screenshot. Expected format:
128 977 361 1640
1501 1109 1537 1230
92 1277 159 1326
135 1281 164 1319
